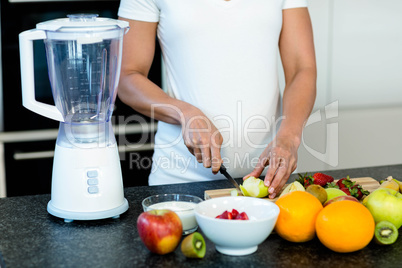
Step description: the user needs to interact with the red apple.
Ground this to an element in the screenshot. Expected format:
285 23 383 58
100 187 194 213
324 195 359 207
137 209 183 255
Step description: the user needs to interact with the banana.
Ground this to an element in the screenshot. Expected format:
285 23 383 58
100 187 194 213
387 176 402 193
380 176 401 192
279 181 305 197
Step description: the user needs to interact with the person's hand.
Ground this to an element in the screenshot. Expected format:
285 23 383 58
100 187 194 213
243 134 299 199
182 109 223 174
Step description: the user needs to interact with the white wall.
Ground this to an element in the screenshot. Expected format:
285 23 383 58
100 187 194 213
284 0 402 172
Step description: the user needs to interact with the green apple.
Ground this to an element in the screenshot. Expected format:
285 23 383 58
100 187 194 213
240 176 268 198
364 188 402 229
325 188 347 203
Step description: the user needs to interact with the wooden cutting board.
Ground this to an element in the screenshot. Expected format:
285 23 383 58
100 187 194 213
204 177 381 202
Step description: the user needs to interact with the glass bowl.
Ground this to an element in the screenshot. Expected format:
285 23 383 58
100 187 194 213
142 194 203 235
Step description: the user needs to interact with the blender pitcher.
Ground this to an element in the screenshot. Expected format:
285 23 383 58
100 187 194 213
19 14 129 221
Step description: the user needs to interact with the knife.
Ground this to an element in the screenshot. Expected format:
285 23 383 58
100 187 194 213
219 164 242 195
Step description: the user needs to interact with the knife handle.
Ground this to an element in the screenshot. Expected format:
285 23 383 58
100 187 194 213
220 164 227 173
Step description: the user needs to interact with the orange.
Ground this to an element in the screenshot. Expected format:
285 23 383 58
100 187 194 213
315 200 375 253
275 191 323 242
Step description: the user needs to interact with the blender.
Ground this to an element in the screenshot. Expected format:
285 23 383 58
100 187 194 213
19 14 129 221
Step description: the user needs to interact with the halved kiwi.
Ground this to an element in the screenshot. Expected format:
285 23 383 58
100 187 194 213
374 221 399 245
306 184 327 204
180 232 206 258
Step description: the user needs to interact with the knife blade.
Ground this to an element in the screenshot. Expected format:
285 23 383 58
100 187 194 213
219 164 242 195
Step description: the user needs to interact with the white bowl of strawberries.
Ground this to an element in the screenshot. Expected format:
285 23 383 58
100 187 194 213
194 196 279 256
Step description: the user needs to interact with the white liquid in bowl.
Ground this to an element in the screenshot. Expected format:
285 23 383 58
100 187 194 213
147 201 198 233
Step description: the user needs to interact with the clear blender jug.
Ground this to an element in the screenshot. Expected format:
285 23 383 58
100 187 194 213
19 14 129 221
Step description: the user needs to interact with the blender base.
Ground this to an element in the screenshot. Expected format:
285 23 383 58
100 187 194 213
49 143 129 221
47 198 129 222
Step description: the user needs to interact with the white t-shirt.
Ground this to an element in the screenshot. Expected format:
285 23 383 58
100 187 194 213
118 0 308 185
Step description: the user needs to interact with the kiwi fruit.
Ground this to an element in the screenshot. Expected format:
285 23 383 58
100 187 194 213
306 185 327 204
180 232 206 258
374 221 399 245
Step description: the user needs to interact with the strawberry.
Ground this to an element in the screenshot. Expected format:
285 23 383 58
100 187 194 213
311 173 334 187
326 182 339 188
336 176 370 200
231 209 239 219
336 176 355 189
350 184 370 200
340 187 351 195
296 173 314 188
296 173 334 188
235 212 249 220
215 210 233 219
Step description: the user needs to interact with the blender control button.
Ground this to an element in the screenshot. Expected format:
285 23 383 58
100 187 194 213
88 186 99 194
87 178 98 186
87 170 98 178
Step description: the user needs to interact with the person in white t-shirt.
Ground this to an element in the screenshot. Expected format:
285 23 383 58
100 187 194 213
117 0 316 199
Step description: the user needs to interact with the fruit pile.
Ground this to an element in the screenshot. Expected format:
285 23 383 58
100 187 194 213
135 174 402 258
273 174 402 253
295 173 370 201
278 172 371 206
240 173 371 202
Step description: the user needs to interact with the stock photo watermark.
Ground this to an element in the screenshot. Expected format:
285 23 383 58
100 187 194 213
57 100 339 172
123 101 340 172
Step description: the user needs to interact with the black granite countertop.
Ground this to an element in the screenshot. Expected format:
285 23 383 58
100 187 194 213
0 164 402 268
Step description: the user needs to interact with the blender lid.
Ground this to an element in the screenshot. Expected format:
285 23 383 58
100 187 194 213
36 14 129 32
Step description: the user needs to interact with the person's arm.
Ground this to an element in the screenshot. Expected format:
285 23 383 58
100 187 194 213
243 7 317 198
117 18 223 173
